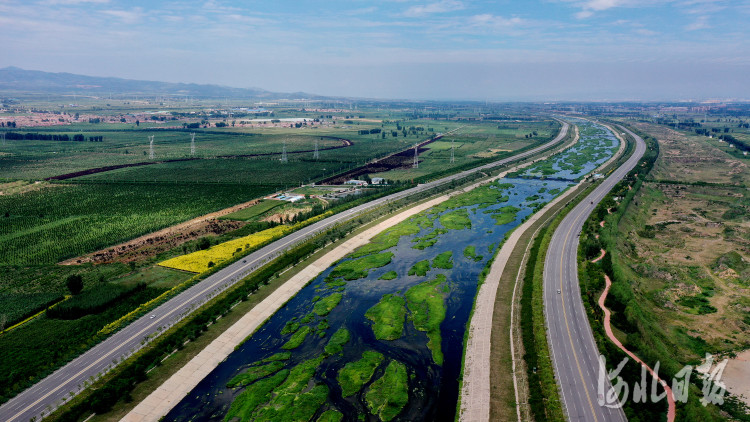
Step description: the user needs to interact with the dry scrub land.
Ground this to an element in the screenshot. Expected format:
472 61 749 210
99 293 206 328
618 122 749 359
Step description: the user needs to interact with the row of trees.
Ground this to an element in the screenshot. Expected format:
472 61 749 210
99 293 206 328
1 132 103 142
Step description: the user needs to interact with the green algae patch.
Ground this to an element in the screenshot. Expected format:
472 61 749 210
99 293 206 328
432 251 453 269
408 260 431 277
430 181 512 213
337 350 385 397
324 327 350 356
316 410 344 422
299 312 315 324
261 352 291 363
412 228 447 250
281 320 300 335
485 205 521 226
405 274 448 365
223 369 289 422
313 293 343 316
330 252 394 280
350 219 422 258
281 325 311 350
227 361 285 388
463 245 483 262
365 360 409 421
252 356 328 422
379 270 398 281
365 294 406 340
439 208 472 230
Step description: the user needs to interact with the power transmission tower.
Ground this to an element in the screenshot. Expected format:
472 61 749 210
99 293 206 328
450 139 455 164
149 135 155 159
1 132 5 146
412 144 419 168
313 139 319 160
190 133 196 156
281 140 288 163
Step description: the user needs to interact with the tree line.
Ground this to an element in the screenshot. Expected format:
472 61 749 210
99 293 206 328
1 132 104 142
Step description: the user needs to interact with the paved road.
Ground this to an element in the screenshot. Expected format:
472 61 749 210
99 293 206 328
544 125 645 422
0 122 570 422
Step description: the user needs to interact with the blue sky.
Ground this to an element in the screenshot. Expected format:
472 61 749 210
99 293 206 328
1 0 749 100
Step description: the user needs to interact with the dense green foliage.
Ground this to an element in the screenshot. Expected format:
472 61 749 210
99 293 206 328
462 245 483 262
329 252 394 280
47 283 145 319
405 274 448 365
439 208 472 230
251 357 327 422
313 293 343 317
316 410 343 422
226 361 285 388
365 294 406 341
365 360 409 421
281 326 311 350
378 271 398 280
324 327 350 356
224 369 289 422
337 350 384 397
431 251 453 269
0 292 63 328
0 285 165 405
408 260 431 276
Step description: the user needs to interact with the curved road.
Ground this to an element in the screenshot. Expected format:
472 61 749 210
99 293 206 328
544 125 645 422
0 123 570 422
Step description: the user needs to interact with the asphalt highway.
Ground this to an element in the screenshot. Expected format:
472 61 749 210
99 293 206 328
543 125 646 422
0 122 571 422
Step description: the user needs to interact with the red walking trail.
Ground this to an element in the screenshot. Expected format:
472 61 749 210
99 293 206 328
595 219 675 421
598 268 677 421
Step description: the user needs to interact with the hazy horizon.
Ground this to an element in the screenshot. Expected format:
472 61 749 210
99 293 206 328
2 0 749 101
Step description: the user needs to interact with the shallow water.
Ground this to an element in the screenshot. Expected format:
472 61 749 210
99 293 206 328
163 121 618 422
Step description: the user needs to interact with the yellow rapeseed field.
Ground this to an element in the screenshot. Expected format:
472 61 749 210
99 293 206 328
158 211 332 273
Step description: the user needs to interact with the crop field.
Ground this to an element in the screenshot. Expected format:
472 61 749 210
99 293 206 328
369 120 556 181
0 182 272 266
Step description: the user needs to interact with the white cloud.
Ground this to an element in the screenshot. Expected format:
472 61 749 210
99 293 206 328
468 14 524 30
403 0 465 18
40 0 109 5
100 8 143 25
685 15 711 30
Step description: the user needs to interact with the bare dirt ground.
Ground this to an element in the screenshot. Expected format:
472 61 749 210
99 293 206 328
722 349 750 407
59 199 264 265
0 180 56 196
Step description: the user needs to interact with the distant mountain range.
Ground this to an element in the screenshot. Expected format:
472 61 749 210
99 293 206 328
0 66 319 100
